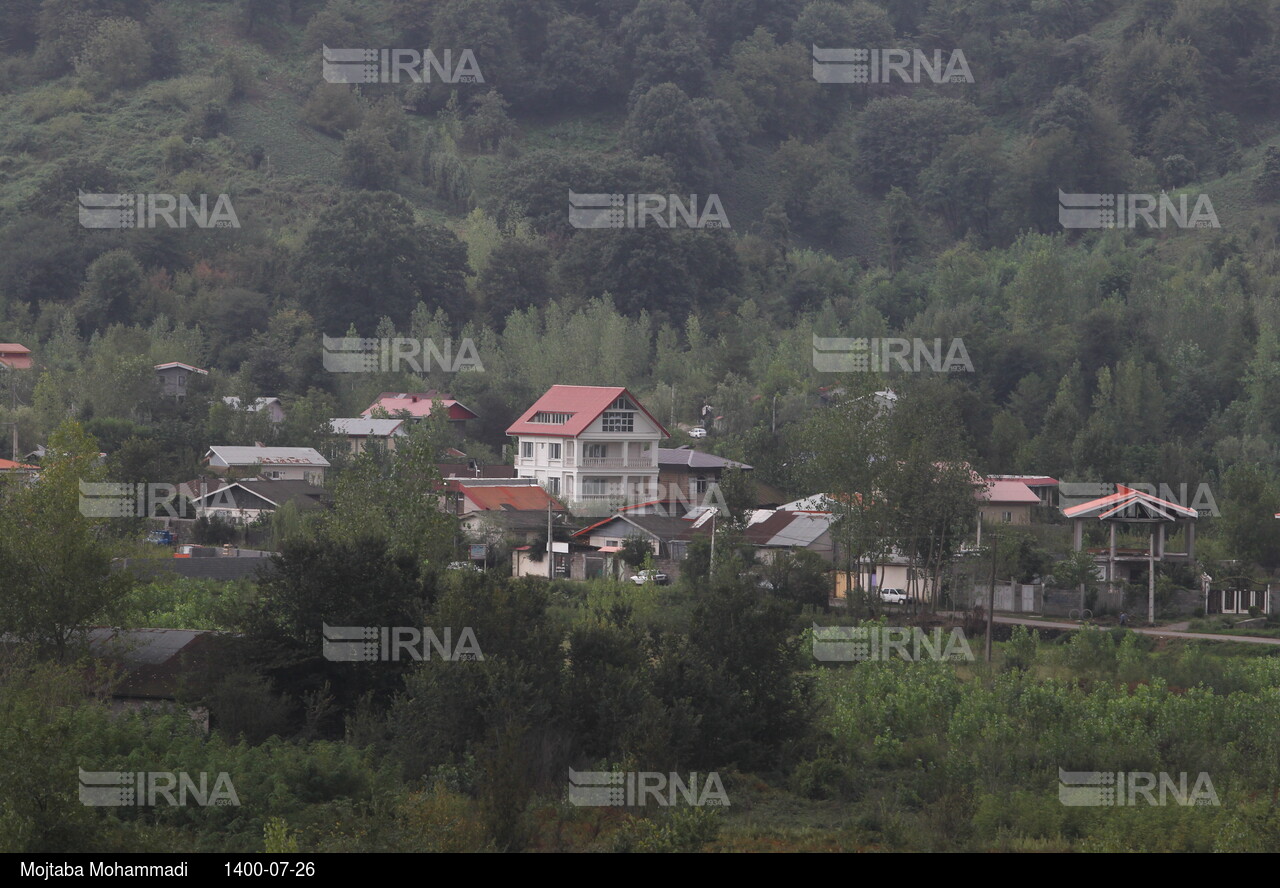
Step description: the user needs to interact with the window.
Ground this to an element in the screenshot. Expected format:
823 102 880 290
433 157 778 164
694 476 709 494
521 442 533 458
547 477 560 494
265 470 283 480
549 443 562 460
583 478 611 495
601 412 634 432
1001 511 1012 523
609 396 635 410
585 443 607 459
531 411 571 423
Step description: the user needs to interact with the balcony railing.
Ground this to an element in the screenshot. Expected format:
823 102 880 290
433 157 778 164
580 457 655 468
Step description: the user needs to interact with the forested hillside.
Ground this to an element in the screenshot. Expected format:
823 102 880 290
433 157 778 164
4 0 1280 512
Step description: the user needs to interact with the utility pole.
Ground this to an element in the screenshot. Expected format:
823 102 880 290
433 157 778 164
1148 529 1156 626
986 530 997 663
709 510 716 577
547 496 553 579
8 367 16 461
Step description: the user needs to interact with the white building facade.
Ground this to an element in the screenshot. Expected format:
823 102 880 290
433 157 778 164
507 386 668 511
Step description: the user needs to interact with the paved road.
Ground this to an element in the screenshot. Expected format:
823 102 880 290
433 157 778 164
979 613 1280 647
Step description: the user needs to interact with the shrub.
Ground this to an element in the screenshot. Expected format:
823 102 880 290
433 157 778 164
74 18 153 95
791 756 858 800
301 83 364 136
23 86 92 122
1002 623 1039 672
611 807 722 853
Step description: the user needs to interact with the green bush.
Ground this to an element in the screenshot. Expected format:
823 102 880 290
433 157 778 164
611 807 722 853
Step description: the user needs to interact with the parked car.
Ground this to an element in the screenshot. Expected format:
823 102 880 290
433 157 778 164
447 561 483 573
630 569 669 585
878 587 908 604
688 426 707 438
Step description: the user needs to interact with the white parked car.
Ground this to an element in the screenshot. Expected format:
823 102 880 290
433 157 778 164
630 569 669 586
447 561 483 573
878 588 908 604
688 426 707 438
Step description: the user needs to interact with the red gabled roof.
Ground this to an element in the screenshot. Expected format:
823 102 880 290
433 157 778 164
451 483 567 512
0 344 32 369
506 385 669 438
0 458 37 471
362 392 478 422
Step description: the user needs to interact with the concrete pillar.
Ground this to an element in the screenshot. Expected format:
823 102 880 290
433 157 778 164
1109 523 1117 594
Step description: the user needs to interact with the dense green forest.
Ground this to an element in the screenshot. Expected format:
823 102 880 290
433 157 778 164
6 0 1280 854
5 0 1280 503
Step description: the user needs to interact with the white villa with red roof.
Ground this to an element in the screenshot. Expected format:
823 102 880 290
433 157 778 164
506 385 668 509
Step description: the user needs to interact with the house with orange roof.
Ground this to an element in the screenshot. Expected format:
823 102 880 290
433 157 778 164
0 457 38 480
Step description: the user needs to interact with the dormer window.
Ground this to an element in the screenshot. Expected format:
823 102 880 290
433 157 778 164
531 411 572 423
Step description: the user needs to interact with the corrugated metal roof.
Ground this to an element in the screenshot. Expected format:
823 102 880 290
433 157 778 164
657 448 752 470
988 474 1058 487
744 510 835 547
206 446 330 467
330 418 405 436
